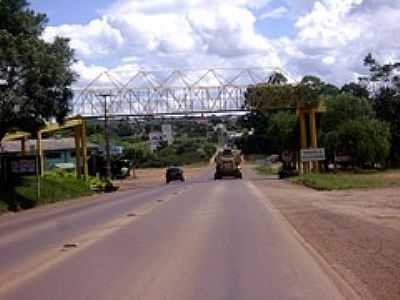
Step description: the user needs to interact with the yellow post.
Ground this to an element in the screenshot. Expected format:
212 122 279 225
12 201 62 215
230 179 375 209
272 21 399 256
309 111 319 172
309 111 318 147
74 126 82 178
80 121 89 179
299 110 308 175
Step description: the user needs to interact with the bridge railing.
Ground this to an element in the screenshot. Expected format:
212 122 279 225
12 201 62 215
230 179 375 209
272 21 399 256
71 67 293 117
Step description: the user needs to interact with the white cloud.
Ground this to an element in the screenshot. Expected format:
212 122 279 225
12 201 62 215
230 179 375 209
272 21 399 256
45 0 280 76
106 0 271 15
259 6 289 20
43 18 124 59
185 4 275 58
72 61 107 88
44 0 400 86
295 0 364 48
279 0 400 84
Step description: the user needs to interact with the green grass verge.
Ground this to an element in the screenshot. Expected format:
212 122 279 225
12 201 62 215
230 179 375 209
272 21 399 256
288 172 400 190
254 165 280 176
0 201 9 214
0 172 94 212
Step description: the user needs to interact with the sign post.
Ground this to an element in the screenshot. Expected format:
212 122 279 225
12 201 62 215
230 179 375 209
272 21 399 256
300 148 325 174
300 148 326 162
10 155 41 202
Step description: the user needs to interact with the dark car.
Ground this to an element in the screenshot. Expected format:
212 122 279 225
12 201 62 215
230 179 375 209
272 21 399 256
166 167 185 184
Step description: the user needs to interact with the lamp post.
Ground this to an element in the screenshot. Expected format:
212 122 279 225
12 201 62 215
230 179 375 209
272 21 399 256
97 93 113 180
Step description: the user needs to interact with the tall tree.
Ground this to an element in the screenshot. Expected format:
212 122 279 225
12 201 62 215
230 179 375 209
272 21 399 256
267 111 297 154
363 53 400 165
321 94 374 133
267 72 288 85
301 75 340 97
341 82 370 99
0 0 76 142
364 53 400 87
319 93 390 167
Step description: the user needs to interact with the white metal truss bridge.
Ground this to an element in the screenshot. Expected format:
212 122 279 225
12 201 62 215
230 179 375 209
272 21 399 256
72 66 292 118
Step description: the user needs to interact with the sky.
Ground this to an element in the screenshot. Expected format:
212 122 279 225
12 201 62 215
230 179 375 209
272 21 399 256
30 0 400 86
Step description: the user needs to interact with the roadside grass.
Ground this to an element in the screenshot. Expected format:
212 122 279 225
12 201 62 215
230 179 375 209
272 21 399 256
289 170 400 190
0 171 93 213
0 201 8 214
254 164 281 176
245 154 268 163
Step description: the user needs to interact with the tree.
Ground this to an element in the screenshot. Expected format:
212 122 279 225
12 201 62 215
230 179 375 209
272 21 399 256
267 111 297 154
0 0 76 142
245 83 321 111
372 87 400 164
319 93 391 167
301 75 340 97
364 53 400 86
267 72 288 85
237 111 269 135
321 94 374 133
362 53 400 165
122 143 154 166
245 75 337 112
341 82 370 99
337 119 390 166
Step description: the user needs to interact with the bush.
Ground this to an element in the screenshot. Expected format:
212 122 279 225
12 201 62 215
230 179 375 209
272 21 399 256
337 119 391 166
1 172 93 211
278 167 299 179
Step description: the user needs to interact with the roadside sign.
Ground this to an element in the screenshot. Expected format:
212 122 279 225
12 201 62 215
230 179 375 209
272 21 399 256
10 156 38 175
300 148 326 162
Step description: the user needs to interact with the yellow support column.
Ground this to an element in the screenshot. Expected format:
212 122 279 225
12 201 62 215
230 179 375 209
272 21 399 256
80 122 89 179
309 111 319 172
74 126 82 178
299 111 308 175
309 112 318 147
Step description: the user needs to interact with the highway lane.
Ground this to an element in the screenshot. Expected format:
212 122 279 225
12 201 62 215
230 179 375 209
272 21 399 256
0 171 346 299
0 171 211 285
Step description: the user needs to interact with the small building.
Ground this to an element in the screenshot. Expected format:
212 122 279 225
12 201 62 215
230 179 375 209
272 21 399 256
148 124 174 152
0 138 99 170
162 124 174 145
148 131 164 152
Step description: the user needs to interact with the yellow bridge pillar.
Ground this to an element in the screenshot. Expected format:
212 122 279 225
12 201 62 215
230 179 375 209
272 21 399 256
299 110 307 175
74 120 88 179
74 126 82 178
309 111 319 172
81 121 89 179
298 102 324 175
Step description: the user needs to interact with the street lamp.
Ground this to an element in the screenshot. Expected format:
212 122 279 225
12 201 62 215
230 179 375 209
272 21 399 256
97 93 113 180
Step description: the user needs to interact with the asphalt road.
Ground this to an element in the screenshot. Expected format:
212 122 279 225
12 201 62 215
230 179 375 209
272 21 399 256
0 169 346 300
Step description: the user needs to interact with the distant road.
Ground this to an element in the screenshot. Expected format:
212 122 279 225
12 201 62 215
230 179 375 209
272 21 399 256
0 168 345 300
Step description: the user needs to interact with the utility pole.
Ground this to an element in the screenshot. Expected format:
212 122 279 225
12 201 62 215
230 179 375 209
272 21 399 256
98 93 112 180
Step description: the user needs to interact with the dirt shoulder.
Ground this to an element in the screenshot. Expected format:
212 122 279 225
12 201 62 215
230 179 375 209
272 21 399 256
246 165 400 300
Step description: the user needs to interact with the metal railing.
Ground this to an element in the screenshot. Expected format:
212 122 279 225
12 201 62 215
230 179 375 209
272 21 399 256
71 67 293 117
